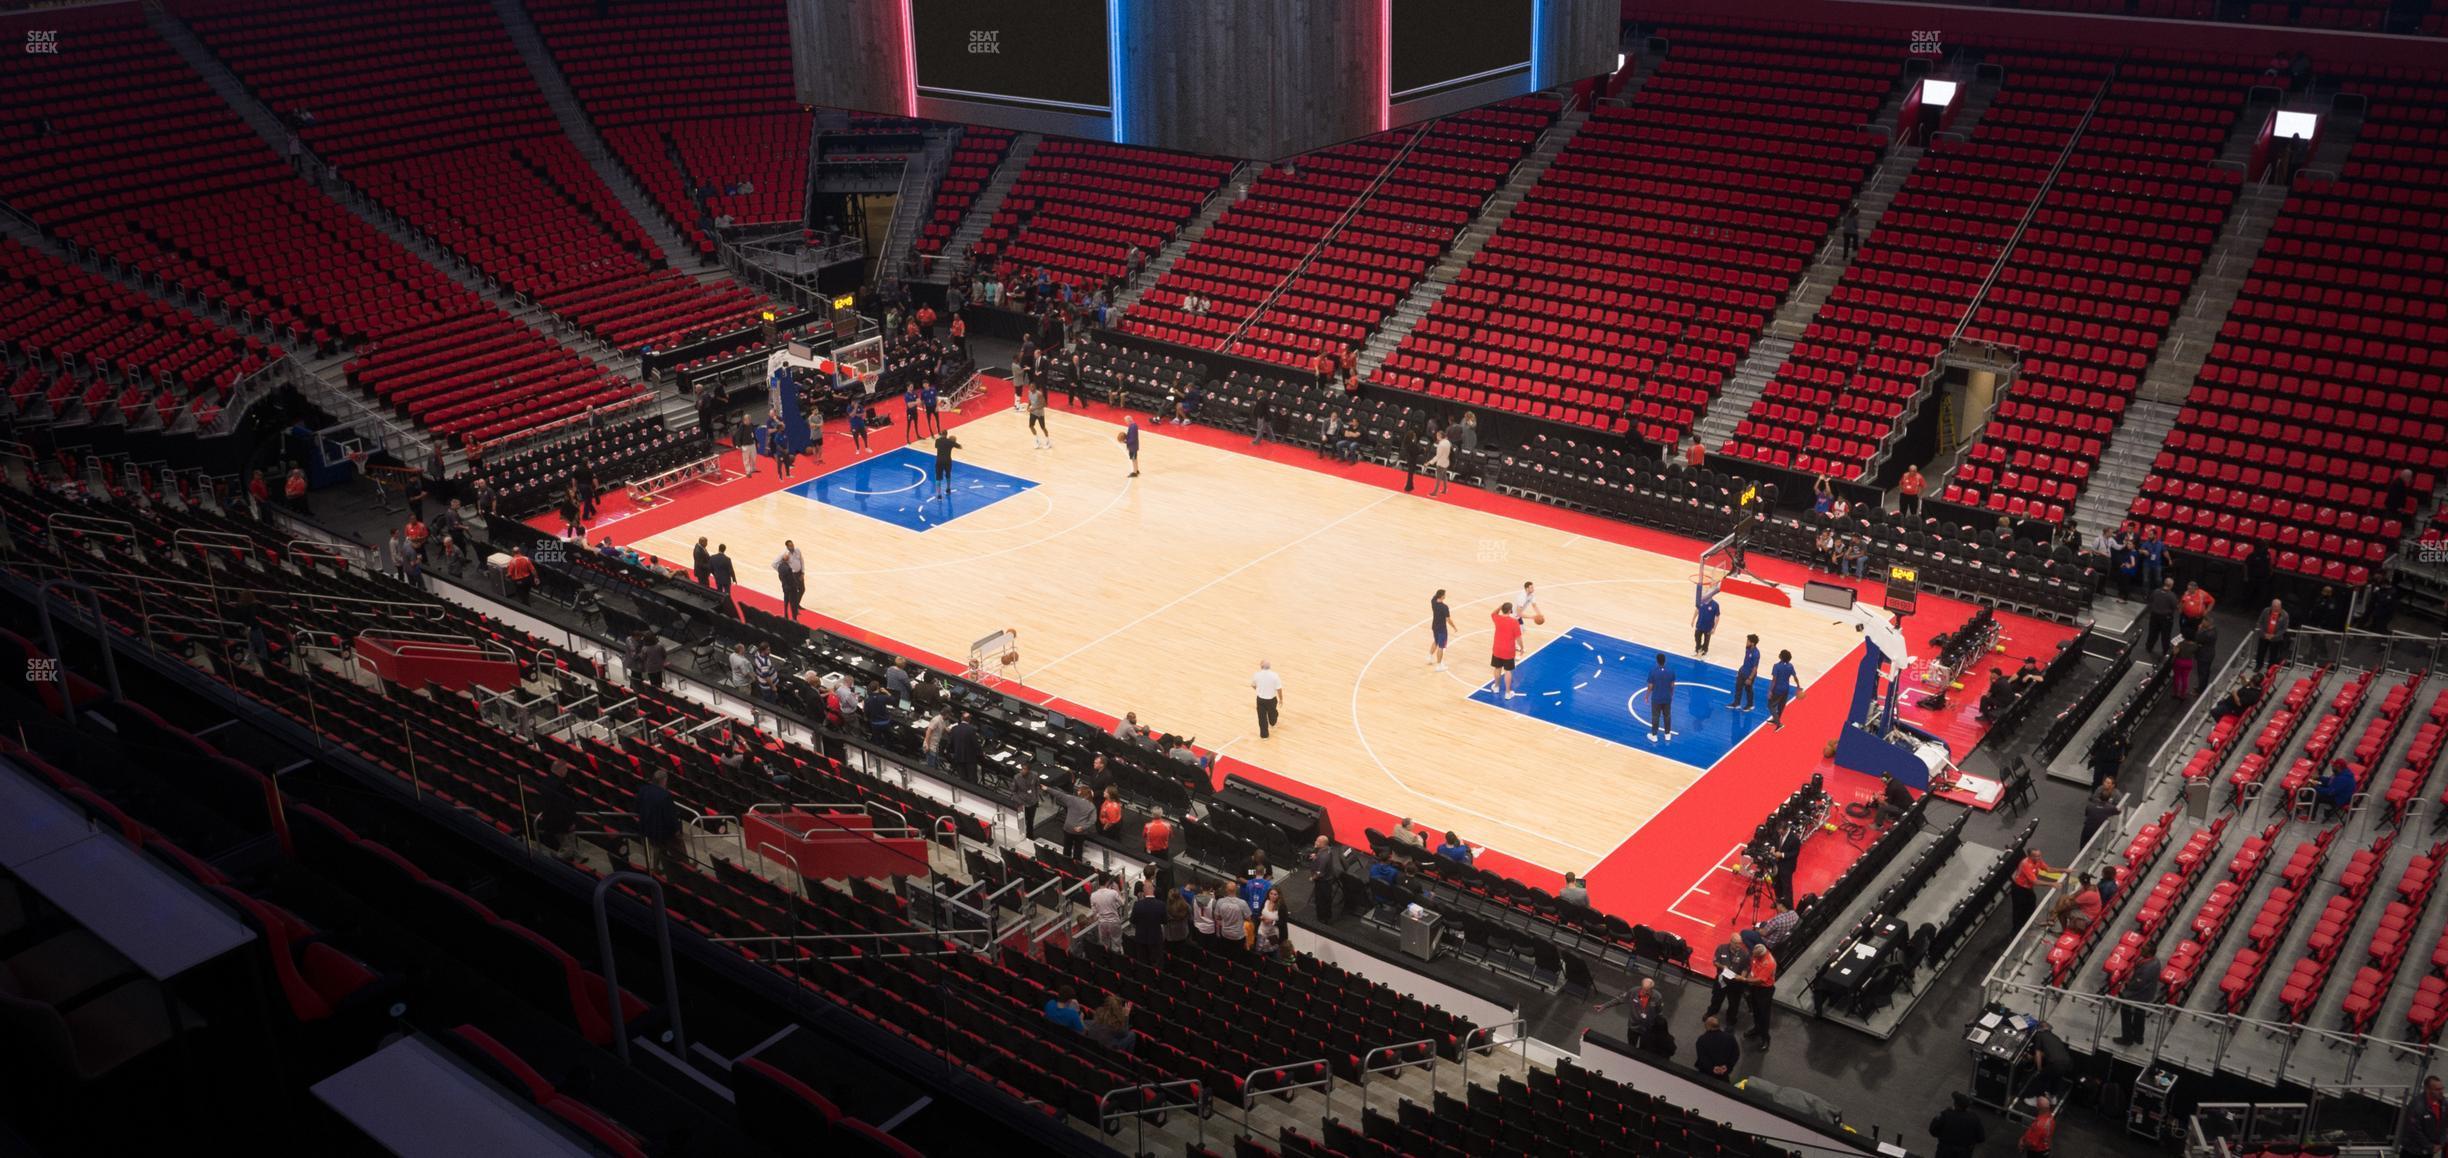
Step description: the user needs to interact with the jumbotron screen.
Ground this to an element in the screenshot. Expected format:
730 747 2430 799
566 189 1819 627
1391 0 1535 103
909 0 1112 115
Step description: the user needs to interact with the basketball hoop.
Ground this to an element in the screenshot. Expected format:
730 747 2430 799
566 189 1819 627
967 627 1020 684
1696 528 1743 601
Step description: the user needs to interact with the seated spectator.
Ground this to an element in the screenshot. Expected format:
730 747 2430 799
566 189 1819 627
1755 900 1799 951
1436 832 1473 865
1085 995 1136 1054
1044 985 1086 1032
2054 874 2101 932
2315 761 2356 820
2213 680 2264 721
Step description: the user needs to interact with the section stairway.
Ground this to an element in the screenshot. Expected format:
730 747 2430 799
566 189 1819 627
487 0 725 278
1691 143 1922 451
1355 105 1590 379
933 133 1041 279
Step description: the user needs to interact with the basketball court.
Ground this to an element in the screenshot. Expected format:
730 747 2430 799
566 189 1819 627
569 382 2079 952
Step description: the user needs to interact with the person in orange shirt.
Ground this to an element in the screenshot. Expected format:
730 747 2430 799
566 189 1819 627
502 548 537 603
2020 1094 2055 1157
2011 848 2062 929
403 516 430 562
1743 943 1779 1047
1899 464 1926 517
1142 813 1173 860
2179 581 2216 636
1683 439 1706 470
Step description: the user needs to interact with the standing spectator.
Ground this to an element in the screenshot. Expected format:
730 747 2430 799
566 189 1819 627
2114 949 2163 1046
1840 204 1860 257
2172 633 2200 700
1143 811 1173 861
1059 779 1096 860
1694 1016 1741 1081
2179 581 2216 637
2256 599 2292 668
531 759 580 859
2113 533 2142 599
1928 1093 1988 1158
1898 463 1925 516
743 417 764 476
1097 787 1124 838
2091 731 2126 789
773 540 806 621
2239 539 2272 606
284 468 310 513
1428 427 1453 496
1210 883 1251 952
2010 847 2060 928
706 544 736 598
1127 879 1167 967
1743 943 1778 1049
1251 659 1284 739
1089 874 1127 952
2144 577 2179 654
2081 784 2122 845
2311 584 2344 632
2139 525 2168 591
1163 889 1191 945
691 536 712 586
1308 836 1343 921
2020 1095 2056 1157
1254 892 1284 957
2396 1075 2447 1158
942 711 981 781
502 547 538 603
1704 935 1750 1019
635 768 682 874
2387 467 2417 520
921 708 949 770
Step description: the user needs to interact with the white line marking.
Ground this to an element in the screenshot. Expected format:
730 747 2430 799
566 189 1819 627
1028 491 1399 680
837 463 930 496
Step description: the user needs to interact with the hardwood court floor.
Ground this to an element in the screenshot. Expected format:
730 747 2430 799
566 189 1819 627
630 410 1863 873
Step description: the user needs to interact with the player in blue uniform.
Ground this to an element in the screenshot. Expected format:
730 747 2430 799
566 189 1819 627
1731 634 1761 709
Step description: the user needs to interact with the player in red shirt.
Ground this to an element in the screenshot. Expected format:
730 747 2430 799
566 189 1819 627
1490 602 1524 699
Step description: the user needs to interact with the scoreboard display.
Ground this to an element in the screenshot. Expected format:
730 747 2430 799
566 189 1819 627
909 0 1112 115
793 0 1615 159
1391 0 1535 104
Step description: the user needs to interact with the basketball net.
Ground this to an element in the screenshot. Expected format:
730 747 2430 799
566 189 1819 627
1696 536 1735 601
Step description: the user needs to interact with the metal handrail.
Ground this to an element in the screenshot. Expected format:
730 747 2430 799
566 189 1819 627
1233 1059 1333 1139
358 627 517 665
1098 1078 1203 1151
36 579 121 723
1357 1037 1439 1119
591 872 687 1065
1460 1019 1532 1089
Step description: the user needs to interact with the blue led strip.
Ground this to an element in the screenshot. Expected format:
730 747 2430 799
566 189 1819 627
1107 0 1126 143
1530 0 1546 90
